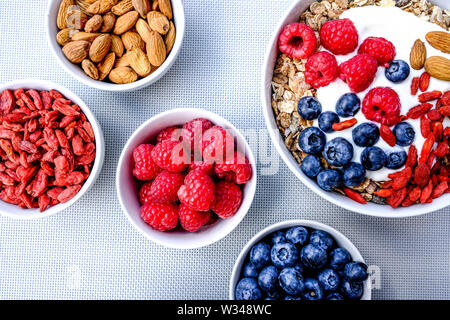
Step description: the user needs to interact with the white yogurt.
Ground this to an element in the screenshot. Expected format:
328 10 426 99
315 6 450 181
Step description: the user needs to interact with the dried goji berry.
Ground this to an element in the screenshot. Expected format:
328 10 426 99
431 181 448 199
49 89 63 100
52 100 79 117
18 141 38 154
419 72 430 92
0 90 14 115
441 91 450 105
40 91 52 110
401 197 415 207
427 109 442 121
57 185 82 203
332 118 358 131
30 169 48 198
72 134 85 156
392 167 412 190
439 105 450 116
26 90 44 110
38 194 51 212
374 188 393 197
20 92 36 111
419 135 435 164
420 180 433 203
426 153 436 169
43 127 59 150
409 186 422 202
432 122 443 141
413 162 430 188
387 187 407 208
344 188 367 204
411 77 419 95
406 103 433 119
77 127 92 142
434 141 449 157
419 90 442 103
380 124 396 146
13 89 24 100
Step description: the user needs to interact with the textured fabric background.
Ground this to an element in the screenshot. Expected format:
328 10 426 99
0 0 449 300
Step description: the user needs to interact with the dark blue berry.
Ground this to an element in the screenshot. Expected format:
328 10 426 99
258 266 280 296
270 230 286 245
385 150 407 169
301 154 323 179
329 248 352 270
340 280 363 300
286 226 309 246
326 292 344 300
250 242 271 269
318 111 340 133
336 93 361 117
264 296 276 300
302 278 324 300
279 267 305 296
298 127 326 154
284 295 302 300
352 122 380 147
309 230 334 251
344 262 369 282
343 162 366 187
361 146 387 171
385 59 410 83
297 96 322 120
271 242 298 269
393 122 415 146
242 262 259 278
317 169 342 191
293 263 305 274
235 278 262 300
300 244 327 270
323 137 353 167
318 268 340 292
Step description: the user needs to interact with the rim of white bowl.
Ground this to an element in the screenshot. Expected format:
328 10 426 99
229 219 372 300
0 79 105 219
46 0 185 92
116 108 258 249
261 0 449 218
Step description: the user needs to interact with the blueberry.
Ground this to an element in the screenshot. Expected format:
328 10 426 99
271 242 298 269
335 93 361 117
317 169 342 191
301 278 324 300
284 295 302 300
361 146 387 171
301 155 323 179
270 230 286 245
340 280 363 300
318 111 340 133
329 248 351 270
242 262 259 278
258 266 280 296
300 244 327 270
309 230 334 251
393 122 415 146
352 122 380 147
385 150 407 169
342 162 366 187
326 292 344 300
235 278 262 300
297 96 322 120
323 137 353 167
385 59 410 83
298 127 326 154
286 226 309 246
318 269 340 292
250 242 271 269
344 262 369 282
264 296 276 300
279 267 305 296
293 263 305 274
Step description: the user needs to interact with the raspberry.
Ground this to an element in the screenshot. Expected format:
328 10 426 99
358 37 396 66
178 170 215 212
178 204 211 232
150 170 185 203
214 151 252 185
339 54 378 93
182 118 213 153
278 23 317 59
202 126 235 163
189 160 214 176
319 18 358 55
362 87 401 126
156 126 180 144
211 181 242 219
140 202 178 232
132 144 162 181
305 51 339 88
139 181 154 204
151 140 189 173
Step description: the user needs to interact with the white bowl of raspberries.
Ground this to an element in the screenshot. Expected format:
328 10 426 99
116 108 257 249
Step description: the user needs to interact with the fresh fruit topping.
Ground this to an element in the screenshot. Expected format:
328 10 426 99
384 60 410 83
331 118 357 131
380 124 396 147
344 188 367 204
316 169 342 191
202 126 235 163
339 54 378 93
150 170 184 203
323 137 353 167
360 146 387 171
297 96 322 120
319 18 358 55
235 278 262 301
182 118 213 152
393 122 415 146
214 151 252 185
362 87 401 126
343 162 366 187
211 180 242 219
419 72 430 92
140 202 178 232
305 51 339 88
318 111 340 133
301 154 323 179
278 23 317 59
352 122 380 147
139 181 154 205
151 140 189 173
178 170 215 212
298 127 327 154
358 37 396 66
278 267 304 296
410 77 420 95
133 144 162 180
385 151 407 169
156 126 180 144
178 204 211 232
300 243 327 269
188 160 214 176
335 93 361 118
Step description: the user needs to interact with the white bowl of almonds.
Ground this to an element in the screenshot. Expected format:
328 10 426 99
47 0 185 91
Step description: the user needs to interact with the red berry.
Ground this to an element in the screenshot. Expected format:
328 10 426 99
178 170 215 212
214 151 252 185
339 54 378 93
358 37 396 66
278 23 317 59
202 126 235 163
182 118 213 152
139 181 154 205
150 170 185 203
319 18 358 55
305 51 339 88
151 140 189 173
362 87 401 126
132 144 162 181
178 204 211 232
211 181 242 219
156 126 181 144
140 202 178 232
189 160 214 176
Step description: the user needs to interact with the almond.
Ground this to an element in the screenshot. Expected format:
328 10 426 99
147 11 169 35
164 20 175 54
89 34 111 62
57 0 75 29
114 51 132 67
158 0 172 20
82 59 99 79
410 39 427 70
121 31 145 51
100 11 116 32
111 35 125 57
109 66 138 83
66 5 88 29
129 47 152 76
146 30 166 66
113 10 139 34
75 0 94 15
132 0 150 18
56 28 74 46
426 31 450 54
84 14 103 32
135 19 153 43
111 0 134 16
424 56 450 81
63 40 90 63
87 0 118 15
98 52 116 80
71 31 101 41
152 0 159 11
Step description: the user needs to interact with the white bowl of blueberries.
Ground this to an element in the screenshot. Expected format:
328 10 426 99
230 220 371 300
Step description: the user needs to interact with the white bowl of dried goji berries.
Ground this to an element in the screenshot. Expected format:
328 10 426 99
116 108 257 249
0 79 105 219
